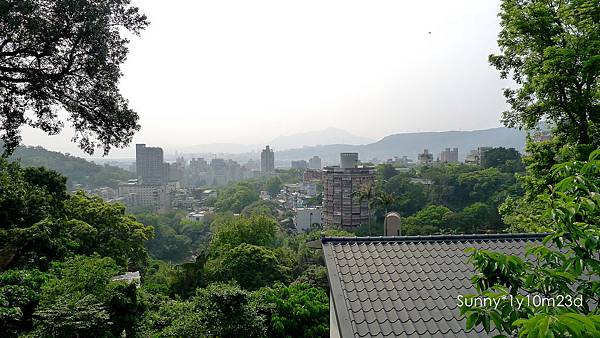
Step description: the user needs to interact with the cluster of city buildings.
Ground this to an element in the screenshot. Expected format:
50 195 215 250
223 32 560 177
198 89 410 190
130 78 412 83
286 152 376 231
415 146 492 165
88 142 501 232
417 147 460 165
99 145 284 212
290 155 322 170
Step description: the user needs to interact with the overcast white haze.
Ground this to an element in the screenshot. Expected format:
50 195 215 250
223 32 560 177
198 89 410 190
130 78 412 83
20 0 511 158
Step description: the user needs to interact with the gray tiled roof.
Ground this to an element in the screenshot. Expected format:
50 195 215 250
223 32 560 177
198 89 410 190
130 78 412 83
322 233 548 338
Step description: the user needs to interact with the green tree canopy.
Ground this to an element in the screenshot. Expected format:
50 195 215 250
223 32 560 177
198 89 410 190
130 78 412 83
491 0 600 145
382 175 428 216
499 137 595 232
377 163 398 181
264 176 283 197
62 192 153 269
0 0 149 155
454 202 501 233
457 167 518 206
9 145 134 189
481 147 525 173
241 199 280 218
293 265 329 291
214 183 260 213
461 149 600 337
147 283 266 337
209 214 278 255
253 283 329 338
0 159 152 270
34 255 141 337
403 204 453 234
0 268 48 336
208 244 290 291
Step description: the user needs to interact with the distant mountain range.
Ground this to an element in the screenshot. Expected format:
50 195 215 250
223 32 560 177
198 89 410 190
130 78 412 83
7 127 527 173
173 127 527 165
177 143 259 155
274 127 527 164
175 127 375 155
270 127 375 150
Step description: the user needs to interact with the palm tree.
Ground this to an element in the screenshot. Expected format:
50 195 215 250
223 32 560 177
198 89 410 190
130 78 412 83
377 191 396 215
376 191 398 236
353 183 377 235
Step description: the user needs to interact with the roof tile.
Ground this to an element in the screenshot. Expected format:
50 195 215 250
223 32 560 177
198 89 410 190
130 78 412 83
323 233 547 337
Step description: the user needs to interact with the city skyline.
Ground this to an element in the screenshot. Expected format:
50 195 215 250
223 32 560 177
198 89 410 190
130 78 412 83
18 0 512 158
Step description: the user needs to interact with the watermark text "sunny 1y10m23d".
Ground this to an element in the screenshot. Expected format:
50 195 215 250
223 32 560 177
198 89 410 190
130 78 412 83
457 294 584 310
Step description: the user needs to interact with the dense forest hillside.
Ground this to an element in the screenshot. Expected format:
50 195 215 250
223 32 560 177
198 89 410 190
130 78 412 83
5 144 133 189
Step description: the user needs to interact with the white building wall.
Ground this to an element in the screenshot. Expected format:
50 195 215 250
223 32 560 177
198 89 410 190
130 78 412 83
294 207 322 231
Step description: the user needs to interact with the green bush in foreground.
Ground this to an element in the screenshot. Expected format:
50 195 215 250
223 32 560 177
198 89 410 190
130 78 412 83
461 149 600 337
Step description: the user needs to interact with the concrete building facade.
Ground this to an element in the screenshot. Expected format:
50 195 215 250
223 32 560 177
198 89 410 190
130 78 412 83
209 158 228 186
417 149 434 165
340 152 359 169
439 147 459 163
309 156 322 170
322 153 375 229
303 169 323 182
136 144 165 184
118 182 168 213
261 145 275 173
294 207 323 232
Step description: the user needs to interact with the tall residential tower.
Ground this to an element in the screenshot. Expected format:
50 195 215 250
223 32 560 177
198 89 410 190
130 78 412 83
322 153 375 229
261 145 275 173
440 147 459 163
135 144 165 184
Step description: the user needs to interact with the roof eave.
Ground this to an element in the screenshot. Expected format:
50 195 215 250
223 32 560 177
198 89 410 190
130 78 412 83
323 242 356 338
321 232 552 244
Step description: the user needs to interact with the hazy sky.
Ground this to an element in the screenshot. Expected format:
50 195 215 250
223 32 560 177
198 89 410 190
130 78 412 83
21 0 510 158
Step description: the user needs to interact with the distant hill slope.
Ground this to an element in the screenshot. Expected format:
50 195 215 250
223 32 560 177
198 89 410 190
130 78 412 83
175 127 374 155
270 127 375 150
275 127 526 164
6 145 134 189
177 143 260 154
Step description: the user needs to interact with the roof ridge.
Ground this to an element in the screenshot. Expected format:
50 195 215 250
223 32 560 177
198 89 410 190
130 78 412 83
321 232 551 244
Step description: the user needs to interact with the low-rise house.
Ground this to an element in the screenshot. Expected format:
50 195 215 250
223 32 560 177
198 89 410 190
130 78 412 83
111 271 141 288
294 207 323 231
187 211 206 222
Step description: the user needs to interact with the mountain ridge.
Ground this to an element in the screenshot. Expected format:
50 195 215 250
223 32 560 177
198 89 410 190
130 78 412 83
269 127 375 150
273 127 526 164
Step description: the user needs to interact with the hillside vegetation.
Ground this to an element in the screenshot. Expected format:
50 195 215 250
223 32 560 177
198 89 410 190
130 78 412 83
6 144 133 189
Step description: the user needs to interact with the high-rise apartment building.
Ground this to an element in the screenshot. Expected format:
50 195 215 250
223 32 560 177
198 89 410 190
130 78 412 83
440 147 459 163
209 158 228 186
189 158 208 173
322 153 375 229
308 156 322 170
340 152 359 169
261 145 275 173
136 144 165 184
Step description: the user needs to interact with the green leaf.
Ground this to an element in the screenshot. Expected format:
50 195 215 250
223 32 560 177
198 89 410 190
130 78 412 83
483 313 491 333
466 312 477 330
